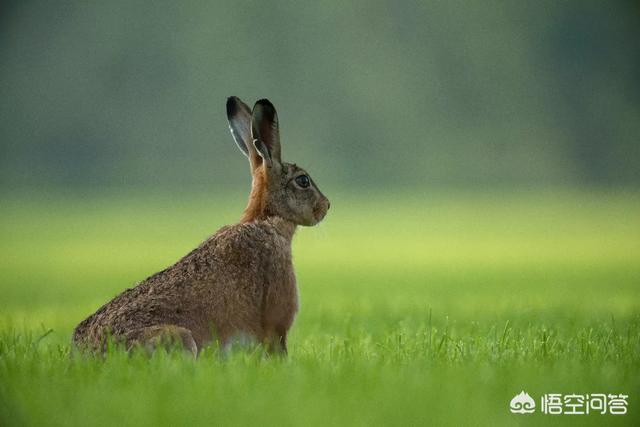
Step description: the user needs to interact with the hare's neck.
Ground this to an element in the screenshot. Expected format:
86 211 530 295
241 171 268 223
240 174 297 241
265 216 297 241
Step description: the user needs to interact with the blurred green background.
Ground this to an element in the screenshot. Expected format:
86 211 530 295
1 0 639 192
1 2 640 426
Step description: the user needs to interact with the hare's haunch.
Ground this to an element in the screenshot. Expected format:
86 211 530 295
72 98 330 355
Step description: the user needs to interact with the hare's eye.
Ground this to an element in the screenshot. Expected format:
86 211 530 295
295 175 310 188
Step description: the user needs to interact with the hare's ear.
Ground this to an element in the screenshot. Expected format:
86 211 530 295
226 96 253 156
227 96 263 172
251 99 282 166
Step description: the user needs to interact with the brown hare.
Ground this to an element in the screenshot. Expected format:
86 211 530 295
72 97 330 355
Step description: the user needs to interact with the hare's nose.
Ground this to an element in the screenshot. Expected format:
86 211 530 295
326 200 331 210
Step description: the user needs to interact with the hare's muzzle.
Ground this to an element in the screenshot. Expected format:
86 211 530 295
313 197 330 224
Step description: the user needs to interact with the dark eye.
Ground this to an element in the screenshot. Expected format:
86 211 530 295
295 175 310 188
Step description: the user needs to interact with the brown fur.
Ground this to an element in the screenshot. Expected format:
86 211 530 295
72 98 329 355
240 166 269 223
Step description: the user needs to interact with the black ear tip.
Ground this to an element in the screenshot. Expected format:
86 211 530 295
253 99 277 120
254 98 275 110
226 96 239 116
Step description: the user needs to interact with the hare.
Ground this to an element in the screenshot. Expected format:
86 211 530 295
72 97 330 355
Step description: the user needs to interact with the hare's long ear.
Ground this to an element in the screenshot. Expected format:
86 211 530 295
251 99 282 167
226 96 262 171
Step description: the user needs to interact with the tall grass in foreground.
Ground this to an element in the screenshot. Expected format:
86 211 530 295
0 191 639 426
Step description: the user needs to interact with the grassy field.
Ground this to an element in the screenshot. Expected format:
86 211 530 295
1 191 638 426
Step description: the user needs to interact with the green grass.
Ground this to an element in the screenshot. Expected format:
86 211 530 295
1 191 639 426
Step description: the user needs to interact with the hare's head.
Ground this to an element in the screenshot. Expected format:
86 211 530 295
226 97 330 226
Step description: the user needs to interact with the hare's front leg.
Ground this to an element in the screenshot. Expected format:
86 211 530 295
262 326 288 355
277 333 288 355
261 283 297 355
